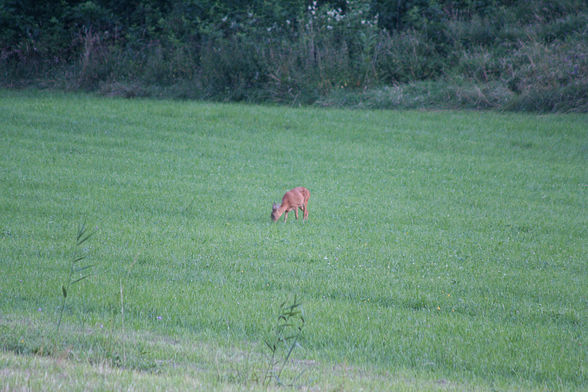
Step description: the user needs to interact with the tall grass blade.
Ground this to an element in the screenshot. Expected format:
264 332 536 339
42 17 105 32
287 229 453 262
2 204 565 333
56 221 96 335
70 275 89 285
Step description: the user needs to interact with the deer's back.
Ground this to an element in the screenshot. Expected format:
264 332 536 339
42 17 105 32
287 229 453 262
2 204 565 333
283 187 310 206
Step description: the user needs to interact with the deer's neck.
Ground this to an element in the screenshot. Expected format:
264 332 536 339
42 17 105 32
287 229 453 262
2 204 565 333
275 204 288 217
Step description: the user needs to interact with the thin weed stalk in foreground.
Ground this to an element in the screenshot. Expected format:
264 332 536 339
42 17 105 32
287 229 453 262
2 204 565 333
263 295 305 387
56 221 95 335
118 253 139 365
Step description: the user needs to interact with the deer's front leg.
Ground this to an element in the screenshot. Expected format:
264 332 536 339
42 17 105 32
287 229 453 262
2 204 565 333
283 211 288 222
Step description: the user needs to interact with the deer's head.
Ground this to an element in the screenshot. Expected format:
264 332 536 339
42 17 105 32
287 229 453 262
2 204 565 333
271 202 280 222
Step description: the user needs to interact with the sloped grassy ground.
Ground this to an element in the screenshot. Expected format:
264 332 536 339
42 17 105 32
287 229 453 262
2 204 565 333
0 90 586 390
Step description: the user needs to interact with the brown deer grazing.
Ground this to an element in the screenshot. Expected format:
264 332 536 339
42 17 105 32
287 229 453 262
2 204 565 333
271 187 310 222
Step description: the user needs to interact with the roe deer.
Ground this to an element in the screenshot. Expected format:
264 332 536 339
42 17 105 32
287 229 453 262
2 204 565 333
271 187 310 222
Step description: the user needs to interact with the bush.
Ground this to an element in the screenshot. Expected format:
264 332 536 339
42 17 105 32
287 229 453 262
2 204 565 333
1 0 586 111
377 29 444 83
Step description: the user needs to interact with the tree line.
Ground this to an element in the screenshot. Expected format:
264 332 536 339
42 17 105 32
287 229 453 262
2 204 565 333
1 0 586 111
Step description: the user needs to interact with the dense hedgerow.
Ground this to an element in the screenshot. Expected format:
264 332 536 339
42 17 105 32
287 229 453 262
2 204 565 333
1 0 586 111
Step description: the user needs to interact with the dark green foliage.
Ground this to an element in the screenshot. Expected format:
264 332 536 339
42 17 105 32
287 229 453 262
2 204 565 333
1 0 586 111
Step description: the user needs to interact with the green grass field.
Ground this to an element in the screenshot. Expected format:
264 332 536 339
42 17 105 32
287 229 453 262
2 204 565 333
0 89 586 391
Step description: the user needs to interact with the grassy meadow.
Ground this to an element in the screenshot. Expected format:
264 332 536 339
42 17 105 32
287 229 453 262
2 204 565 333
0 89 586 391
